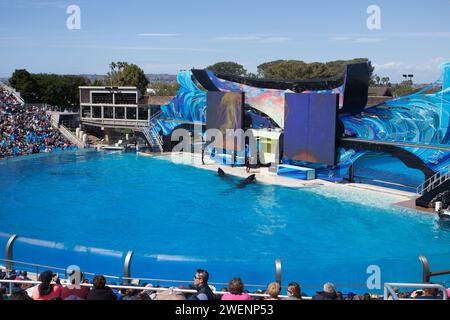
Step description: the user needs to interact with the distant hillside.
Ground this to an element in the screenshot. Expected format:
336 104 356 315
80 74 177 84
146 74 177 83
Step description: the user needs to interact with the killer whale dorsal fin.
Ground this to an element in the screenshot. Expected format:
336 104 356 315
236 174 256 188
218 168 226 177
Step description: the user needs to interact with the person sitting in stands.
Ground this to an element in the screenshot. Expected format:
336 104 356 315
221 278 252 300
18 271 33 290
10 277 32 300
187 269 215 300
61 273 90 300
411 287 441 300
32 271 63 300
86 275 117 300
264 282 281 300
312 282 337 300
285 282 302 300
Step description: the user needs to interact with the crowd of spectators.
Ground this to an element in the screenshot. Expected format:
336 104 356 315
0 86 73 159
3 268 447 301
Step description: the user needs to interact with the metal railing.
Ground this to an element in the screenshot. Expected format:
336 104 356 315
135 111 163 152
50 117 85 149
81 117 149 128
59 124 86 149
417 164 450 195
384 283 448 300
0 279 296 300
419 255 450 283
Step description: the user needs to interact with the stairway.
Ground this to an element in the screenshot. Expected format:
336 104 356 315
136 112 163 152
416 165 450 208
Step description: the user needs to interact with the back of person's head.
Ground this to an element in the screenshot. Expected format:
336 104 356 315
38 270 54 296
196 269 209 283
266 282 281 299
287 282 301 298
228 278 244 295
323 282 336 295
93 275 107 289
425 288 439 297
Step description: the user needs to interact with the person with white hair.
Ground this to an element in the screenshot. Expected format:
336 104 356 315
312 282 338 300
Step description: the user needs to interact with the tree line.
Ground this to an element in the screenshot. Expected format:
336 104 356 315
206 58 375 81
9 58 410 108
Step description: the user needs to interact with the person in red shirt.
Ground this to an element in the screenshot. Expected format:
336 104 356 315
32 271 63 300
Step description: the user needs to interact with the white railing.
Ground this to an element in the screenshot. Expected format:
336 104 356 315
417 165 450 195
50 117 85 149
0 279 296 300
384 283 448 300
0 81 25 106
59 124 86 149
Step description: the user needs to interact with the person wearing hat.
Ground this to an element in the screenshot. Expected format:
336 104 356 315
32 271 63 300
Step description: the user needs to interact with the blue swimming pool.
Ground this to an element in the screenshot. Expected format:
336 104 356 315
1 150 450 294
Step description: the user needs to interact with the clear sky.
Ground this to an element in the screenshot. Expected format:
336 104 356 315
0 0 449 82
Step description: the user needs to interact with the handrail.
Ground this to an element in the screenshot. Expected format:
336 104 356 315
419 255 450 283
59 124 86 149
417 164 450 195
0 82 25 105
135 117 163 152
50 116 85 149
384 282 448 300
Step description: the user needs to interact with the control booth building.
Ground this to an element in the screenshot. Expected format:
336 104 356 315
79 86 150 129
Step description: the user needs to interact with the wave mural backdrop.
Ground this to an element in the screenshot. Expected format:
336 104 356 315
155 63 450 182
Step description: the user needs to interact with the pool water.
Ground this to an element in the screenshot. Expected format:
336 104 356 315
1 150 450 294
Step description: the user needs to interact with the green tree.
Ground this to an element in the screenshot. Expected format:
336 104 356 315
206 62 247 76
257 58 374 80
150 82 179 96
393 84 415 98
33 74 88 109
105 62 149 95
9 69 40 102
91 79 104 86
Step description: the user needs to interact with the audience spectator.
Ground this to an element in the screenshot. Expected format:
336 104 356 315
285 282 302 300
61 275 90 300
411 287 441 300
187 269 215 301
0 86 73 159
265 282 281 300
10 277 32 300
86 275 117 300
31 271 63 300
221 278 252 301
312 282 338 300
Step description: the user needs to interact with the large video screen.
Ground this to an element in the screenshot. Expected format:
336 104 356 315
207 92 245 151
284 93 339 166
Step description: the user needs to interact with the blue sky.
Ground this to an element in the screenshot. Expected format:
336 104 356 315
0 0 449 82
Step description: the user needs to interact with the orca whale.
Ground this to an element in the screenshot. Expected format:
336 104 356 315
218 168 227 178
236 174 256 189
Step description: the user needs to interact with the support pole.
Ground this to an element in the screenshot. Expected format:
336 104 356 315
5 235 18 272
123 251 134 285
419 255 431 283
275 258 282 287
